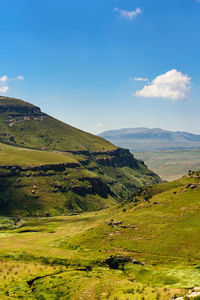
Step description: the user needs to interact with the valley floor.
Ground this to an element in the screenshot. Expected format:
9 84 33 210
0 173 200 299
133 149 200 181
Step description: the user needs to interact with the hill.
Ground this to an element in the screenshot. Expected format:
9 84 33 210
0 172 199 299
0 97 161 216
0 96 115 151
99 127 200 151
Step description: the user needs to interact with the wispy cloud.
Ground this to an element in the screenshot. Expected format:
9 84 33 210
0 86 9 93
133 77 149 82
0 75 9 94
17 75 24 80
96 123 102 128
114 7 142 20
0 74 24 94
0 75 8 83
134 69 191 101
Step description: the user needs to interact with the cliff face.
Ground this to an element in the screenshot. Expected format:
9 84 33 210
0 147 161 217
0 101 46 127
94 148 138 168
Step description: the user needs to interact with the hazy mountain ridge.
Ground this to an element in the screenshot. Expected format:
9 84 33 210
99 127 200 151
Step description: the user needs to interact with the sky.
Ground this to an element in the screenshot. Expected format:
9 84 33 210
1 0 200 134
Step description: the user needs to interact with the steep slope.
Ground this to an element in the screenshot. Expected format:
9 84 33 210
99 127 200 151
0 143 160 216
0 96 115 151
0 97 161 216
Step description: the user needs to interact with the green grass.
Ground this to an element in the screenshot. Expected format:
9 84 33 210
0 212 184 299
0 174 199 298
0 97 161 217
133 149 200 181
0 97 116 152
0 142 161 217
0 142 83 166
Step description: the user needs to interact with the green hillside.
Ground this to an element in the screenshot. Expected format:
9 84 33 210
0 172 199 299
0 142 160 217
0 96 115 151
0 142 81 166
0 97 161 216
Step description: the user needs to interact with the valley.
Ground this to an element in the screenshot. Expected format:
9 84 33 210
1 1 200 299
0 97 199 299
134 149 200 181
99 128 200 152
0 172 200 299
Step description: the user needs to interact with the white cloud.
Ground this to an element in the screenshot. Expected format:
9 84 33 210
134 77 149 82
17 75 24 80
0 74 24 94
0 86 9 93
96 123 102 128
114 7 142 20
0 75 9 93
0 75 8 83
134 69 191 101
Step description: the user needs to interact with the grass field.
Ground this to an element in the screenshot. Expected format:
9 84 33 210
133 149 200 181
0 142 83 166
0 173 200 299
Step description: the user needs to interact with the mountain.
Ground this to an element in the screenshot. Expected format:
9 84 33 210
0 96 115 151
0 97 161 216
99 127 200 151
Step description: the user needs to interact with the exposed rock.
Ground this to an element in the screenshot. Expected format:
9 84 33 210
0 100 47 127
105 220 122 227
171 287 200 299
185 183 199 189
94 148 139 169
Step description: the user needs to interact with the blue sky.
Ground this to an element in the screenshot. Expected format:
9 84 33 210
1 0 200 134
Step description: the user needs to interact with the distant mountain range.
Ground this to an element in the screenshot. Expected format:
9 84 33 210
99 128 200 151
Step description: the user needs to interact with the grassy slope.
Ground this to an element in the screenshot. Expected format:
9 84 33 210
0 97 115 152
2 116 116 151
0 142 160 217
0 174 199 299
0 97 162 216
134 149 200 181
0 142 83 166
